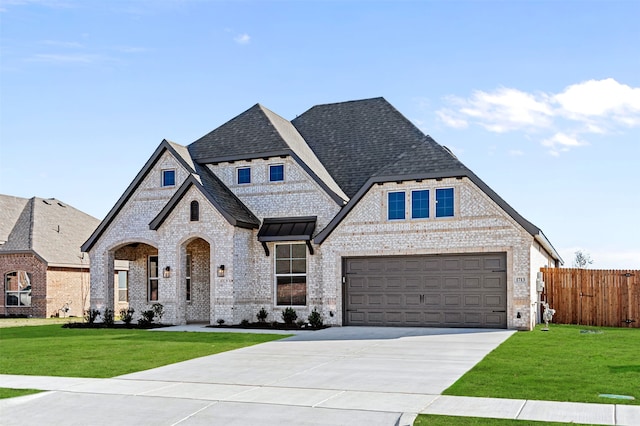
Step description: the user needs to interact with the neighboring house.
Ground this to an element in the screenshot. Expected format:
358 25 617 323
1 195 100 318
82 98 562 330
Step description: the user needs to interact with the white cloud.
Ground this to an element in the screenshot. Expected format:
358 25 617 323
508 149 524 156
234 33 250 45
541 132 587 156
444 88 553 133
436 109 468 129
437 78 640 155
41 40 84 48
28 53 106 63
554 78 640 123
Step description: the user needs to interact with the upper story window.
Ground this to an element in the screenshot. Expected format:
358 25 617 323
388 191 406 220
5 271 31 307
162 169 176 187
436 188 454 217
411 190 429 219
269 164 284 182
237 167 251 184
190 200 199 221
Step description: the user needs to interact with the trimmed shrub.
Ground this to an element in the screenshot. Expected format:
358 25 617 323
281 307 297 325
103 308 115 327
308 307 323 328
257 307 268 323
119 308 134 326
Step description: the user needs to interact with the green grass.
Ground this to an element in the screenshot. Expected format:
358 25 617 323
445 325 639 405
0 325 288 378
414 414 590 425
0 388 42 399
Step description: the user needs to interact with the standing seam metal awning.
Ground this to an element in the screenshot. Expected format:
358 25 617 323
257 216 316 256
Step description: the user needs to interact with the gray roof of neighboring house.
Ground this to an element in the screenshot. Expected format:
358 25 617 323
0 194 99 267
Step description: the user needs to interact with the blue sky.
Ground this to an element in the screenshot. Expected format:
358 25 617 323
1 0 638 268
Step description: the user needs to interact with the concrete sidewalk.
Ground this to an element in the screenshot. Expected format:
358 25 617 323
1 374 638 425
1 326 638 425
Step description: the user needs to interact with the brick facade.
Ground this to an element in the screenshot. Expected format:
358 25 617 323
86 144 555 330
0 253 89 318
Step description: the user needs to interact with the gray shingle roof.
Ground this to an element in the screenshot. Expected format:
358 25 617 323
292 97 469 198
189 104 290 161
0 194 100 267
188 104 348 203
195 163 259 227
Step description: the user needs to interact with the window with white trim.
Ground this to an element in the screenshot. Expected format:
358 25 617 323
275 243 307 306
5 271 31 307
435 188 454 217
162 169 176 187
269 164 284 182
237 167 251 184
117 271 128 302
387 191 406 220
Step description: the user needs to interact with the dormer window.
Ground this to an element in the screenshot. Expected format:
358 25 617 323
237 167 251 184
269 164 284 182
162 169 176 187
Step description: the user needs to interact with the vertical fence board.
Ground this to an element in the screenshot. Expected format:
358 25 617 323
541 268 639 328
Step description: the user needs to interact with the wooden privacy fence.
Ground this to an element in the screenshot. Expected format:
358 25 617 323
541 268 639 328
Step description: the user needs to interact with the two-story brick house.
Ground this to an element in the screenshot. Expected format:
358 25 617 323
82 98 561 330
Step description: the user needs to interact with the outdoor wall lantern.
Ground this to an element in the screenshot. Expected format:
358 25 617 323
163 266 171 278
217 265 225 277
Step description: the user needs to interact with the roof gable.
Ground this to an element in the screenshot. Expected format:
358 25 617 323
188 104 289 162
82 139 197 252
188 104 348 204
149 168 260 230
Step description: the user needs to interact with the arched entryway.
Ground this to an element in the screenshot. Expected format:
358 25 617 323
183 237 211 323
112 242 158 316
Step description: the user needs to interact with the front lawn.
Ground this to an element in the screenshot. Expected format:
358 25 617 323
414 414 590 425
0 325 289 378
445 325 639 405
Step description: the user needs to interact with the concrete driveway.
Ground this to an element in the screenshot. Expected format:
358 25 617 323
1 326 514 425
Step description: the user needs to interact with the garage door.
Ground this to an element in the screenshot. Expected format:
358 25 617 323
344 253 507 328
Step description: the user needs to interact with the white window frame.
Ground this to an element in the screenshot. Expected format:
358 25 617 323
269 164 285 182
161 169 176 187
117 270 128 302
435 187 455 218
236 166 251 185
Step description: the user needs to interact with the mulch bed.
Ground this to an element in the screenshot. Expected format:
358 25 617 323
62 322 169 330
207 322 329 331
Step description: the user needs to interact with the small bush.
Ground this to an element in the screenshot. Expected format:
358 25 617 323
256 307 268 323
85 308 100 324
296 319 306 328
217 318 225 326
138 310 155 327
103 308 115 327
151 303 164 323
281 307 297 325
240 319 250 327
119 307 134 326
308 307 323 328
